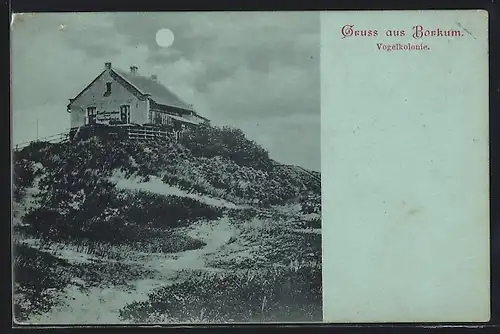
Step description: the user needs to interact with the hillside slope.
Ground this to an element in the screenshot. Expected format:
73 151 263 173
12 125 322 324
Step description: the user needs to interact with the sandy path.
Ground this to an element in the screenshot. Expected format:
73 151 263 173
109 172 248 209
24 218 236 325
27 278 167 324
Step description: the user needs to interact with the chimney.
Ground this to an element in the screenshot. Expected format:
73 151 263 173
105 62 112 70
151 74 158 81
130 65 138 75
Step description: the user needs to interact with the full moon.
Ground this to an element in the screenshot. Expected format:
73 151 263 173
155 28 175 48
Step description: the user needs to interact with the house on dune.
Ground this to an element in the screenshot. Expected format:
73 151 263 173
66 62 209 141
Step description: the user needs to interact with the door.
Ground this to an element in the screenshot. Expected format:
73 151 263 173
87 107 97 125
120 105 130 124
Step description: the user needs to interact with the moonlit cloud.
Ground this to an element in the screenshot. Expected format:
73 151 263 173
11 12 320 171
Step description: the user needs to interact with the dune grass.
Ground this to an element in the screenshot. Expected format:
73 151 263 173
119 263 322 323
13 243 72 322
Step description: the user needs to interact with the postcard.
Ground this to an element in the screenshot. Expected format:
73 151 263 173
10 10 489 325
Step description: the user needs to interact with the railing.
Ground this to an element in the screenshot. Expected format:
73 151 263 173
293 166 321 183
13 125 182 152
277 164 321 185
14 131 70 151
126 126 180 141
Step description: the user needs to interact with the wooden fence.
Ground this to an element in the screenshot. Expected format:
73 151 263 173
279 164 321 187
292 165 321 184
14 132 70 151
126 126 180 141
14 125 181 152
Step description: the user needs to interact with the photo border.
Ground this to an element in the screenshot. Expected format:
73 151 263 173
6 0 499 332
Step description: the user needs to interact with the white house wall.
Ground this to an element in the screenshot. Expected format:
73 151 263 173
69 70 148 128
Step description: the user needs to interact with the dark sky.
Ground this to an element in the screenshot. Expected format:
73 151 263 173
11 12 320 171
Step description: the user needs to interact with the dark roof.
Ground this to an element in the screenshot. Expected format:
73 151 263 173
113 69 194 111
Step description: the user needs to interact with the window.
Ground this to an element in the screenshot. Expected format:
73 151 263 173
120 105 130 123
150 111 174 126
87 107 97 125
104 82 112 96
153 111 162 125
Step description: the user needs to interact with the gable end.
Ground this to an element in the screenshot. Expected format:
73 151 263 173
68 69 147 113
69 70 107 108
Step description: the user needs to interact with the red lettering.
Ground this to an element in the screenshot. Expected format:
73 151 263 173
341 24 354 39
341 24 378 39
385 29 406 37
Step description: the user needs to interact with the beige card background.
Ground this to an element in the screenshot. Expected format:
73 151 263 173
321 10 490 323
